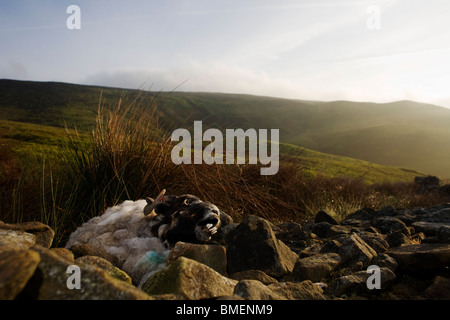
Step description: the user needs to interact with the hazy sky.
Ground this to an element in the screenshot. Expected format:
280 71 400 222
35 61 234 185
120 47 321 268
1 0 450 107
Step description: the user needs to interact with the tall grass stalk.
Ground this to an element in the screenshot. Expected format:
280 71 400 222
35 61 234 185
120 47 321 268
3 91 450 247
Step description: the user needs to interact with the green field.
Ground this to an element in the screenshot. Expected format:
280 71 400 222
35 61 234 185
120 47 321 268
1 79 449 178
4 79 450 246
0 118 423 185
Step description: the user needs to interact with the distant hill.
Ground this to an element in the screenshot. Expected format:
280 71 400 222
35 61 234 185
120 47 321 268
1 79 449 178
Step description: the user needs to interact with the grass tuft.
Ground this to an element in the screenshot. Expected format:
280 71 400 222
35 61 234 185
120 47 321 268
1 92 449 246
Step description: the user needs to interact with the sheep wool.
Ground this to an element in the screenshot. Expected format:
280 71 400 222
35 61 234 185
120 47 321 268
66 200 170 286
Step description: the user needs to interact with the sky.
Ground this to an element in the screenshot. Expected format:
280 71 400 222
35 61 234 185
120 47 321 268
1 0 450 107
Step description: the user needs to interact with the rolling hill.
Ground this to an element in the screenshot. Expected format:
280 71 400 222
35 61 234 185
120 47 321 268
1 79 448 178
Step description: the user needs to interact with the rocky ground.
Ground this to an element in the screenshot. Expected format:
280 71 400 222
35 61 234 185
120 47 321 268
1 202 450 300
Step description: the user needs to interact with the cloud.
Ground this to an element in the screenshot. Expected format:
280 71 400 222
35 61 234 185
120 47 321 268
82 62 307 99
81 54 450 109
0 60 28 79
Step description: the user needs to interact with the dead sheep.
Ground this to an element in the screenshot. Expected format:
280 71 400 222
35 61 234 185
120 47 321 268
65 190 231 287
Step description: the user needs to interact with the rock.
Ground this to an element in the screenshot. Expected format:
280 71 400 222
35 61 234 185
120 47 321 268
75 255 132 284
422 208 450 223
310 222 332 238
211 222 237 245
387 231 413 247
21 245 151 300
273 222 303 238
314 211 339 225
338 233 377 269
415 176 440 193
439 184 450 196
358 231 389 253
226 215 298 277
344 208 377 221
371 217 410 236
372 253 398 272
386 244 450 273
437 225 450 243
290 253 341 282
327 267 396 297
142 257 237 299
374 206 397 218
311 222 350 239
0 221 54 248
230 270 278 285
68 243 120 267
51 248 75 262
0 249 41 299
411 221 448 236
320 239 342 254
167 242 227 276
0 229 36 249
267 280 326 300
423 276 450 299
233 280 286 300
215 295 245 300
299 239 324 257
341 219 371 228
395 210 418 225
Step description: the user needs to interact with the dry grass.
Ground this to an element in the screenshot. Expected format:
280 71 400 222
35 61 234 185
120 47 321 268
1 91 450 246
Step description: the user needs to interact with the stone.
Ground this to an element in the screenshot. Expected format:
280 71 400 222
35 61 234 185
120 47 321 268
311 223 350 239
358 231 389 253
387 231 413 247
320 239 342 254
423 276 450 300
344 208 377 221
0 249 41 299
310 222 332 238
167 242 227 276
291 253 341 282
68 243 120 267
372 254 398 272
327 267 396 297
226 215 298 277
215 295 245 300
386 244 450 273
272 222 305 242
341 219 371 228
230 270 278 285
0 229 35 249
267 280 326 300
314 211 339 225
21 245 151 300
50 248 75 262
439 184 450 196
411 221 448 236
142 257 237 299
75 255 132 284
437 225 450 243
422 208 450 223
414 176 440 193
299 239 324 257
374 206 397 218
0 221 54 248
233 280 286 300
338 233 377 268
371 217 410 236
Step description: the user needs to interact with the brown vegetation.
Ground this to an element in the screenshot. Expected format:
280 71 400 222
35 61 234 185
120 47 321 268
1 92 449 246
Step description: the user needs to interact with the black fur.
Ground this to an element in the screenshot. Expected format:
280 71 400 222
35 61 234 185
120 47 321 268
144 194 230 246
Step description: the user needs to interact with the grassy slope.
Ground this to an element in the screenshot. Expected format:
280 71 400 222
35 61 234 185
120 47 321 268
0 118 423 184
0 79 446 178
160 94 450 177
279 143 422 184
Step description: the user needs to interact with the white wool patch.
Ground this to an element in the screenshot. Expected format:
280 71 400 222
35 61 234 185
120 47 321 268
66 199 169 285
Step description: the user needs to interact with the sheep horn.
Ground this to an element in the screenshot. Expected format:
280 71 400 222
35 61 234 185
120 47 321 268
143 189 166 217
